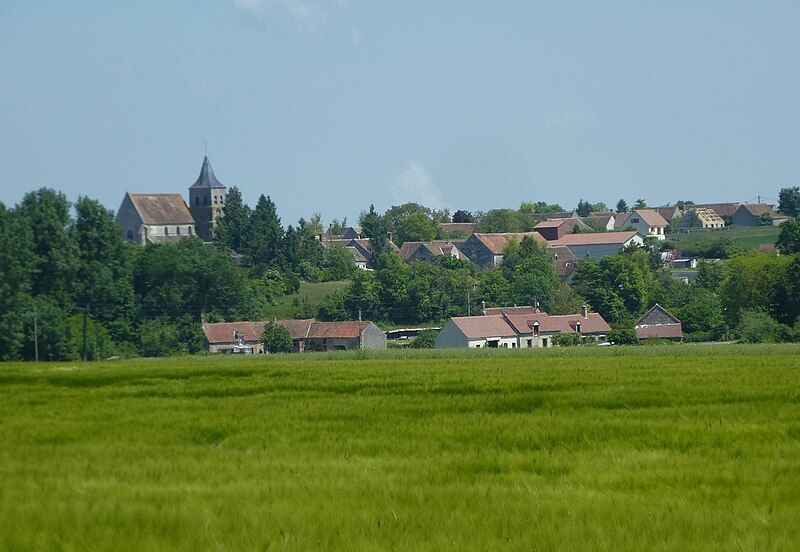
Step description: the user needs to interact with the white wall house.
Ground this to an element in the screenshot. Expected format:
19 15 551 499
550 231 643 260
615 210 669 240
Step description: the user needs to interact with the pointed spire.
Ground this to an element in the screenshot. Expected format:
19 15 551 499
190 156 225 189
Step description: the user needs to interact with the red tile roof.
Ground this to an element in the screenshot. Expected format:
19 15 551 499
474 232 548 254
306 321 372 339
504 312 611 335
550 231 638 247
482 306 541 316
634 209 669 227
534 218 574 229
740 203 783 217
202 321 267 344
635 324 683 339
450 315 518 339
439 222 477 234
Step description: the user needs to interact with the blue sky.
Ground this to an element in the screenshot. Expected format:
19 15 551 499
1 1 798 225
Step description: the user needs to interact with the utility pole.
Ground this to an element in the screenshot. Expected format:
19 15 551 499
358 308 362 322
467 288 471 316
33 305 39 362
82 306 88 361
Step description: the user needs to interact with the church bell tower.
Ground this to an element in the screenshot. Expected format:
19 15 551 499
188 156 227 242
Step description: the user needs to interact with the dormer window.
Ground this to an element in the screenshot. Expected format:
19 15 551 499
164 226 169 236
533 322 540 337
575 321 582 334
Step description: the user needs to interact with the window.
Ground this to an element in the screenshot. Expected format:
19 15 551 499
511 343 516 348
204 196 209 206
189 227 193 235
195 196 199 206
214 196 218 205
527 339 533 347
177 227 181 235
165 226 169 235
631 218 640 223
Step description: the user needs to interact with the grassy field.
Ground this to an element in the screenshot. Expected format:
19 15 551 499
262 280 349 319
667 225 781 251
2 345 800 550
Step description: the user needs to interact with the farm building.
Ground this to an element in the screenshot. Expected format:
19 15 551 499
201 319 386 353
459 232 548 268
435 305 611 349
634 304 683 341
399 241 468 264
533 218 590 241
731 204 789 226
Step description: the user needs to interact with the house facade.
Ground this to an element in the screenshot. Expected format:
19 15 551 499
399 241 468 264
435 305 611 349
115 193 197 245
635 304 683 341
615 209 668 239
459 232 548 268
550 231 642 260
731 204 789 226
534 218 589 241
201 319 386 353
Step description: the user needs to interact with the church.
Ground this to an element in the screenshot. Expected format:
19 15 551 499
115 156 227 245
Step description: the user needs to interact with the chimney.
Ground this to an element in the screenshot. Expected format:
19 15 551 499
581 305 588 319
480 300 486 315
534 299 540 310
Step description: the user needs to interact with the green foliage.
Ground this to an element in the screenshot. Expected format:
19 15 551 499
138 317 181 357
322 246 357 281
778 186 800 217
502 237 561 309
608 326 638 345
261 322 293 353
396 211 437 244
452 209 474 223
576 199 592 217
343 271 380 320
616 199 628 213
0 205 35 360
316 291 349 321
477 268 511 307
248 195 284 268
552 333 581 347
410 329 437 348
20 298 79 361
215 186 250 253
718 252 792 326
696 261 726 291
758 212 773 226
735 309 791 343
775 218 800 254
572 253 650 323
476 208 525 233
675 286 726 337
519 201 565 214
633 198 647 210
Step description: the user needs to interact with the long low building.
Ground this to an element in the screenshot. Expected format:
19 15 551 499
549 231 642 260
201 318 387 353
435 305 611 349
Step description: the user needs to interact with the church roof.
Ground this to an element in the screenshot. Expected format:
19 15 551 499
190 156 226 189
126 193 195 225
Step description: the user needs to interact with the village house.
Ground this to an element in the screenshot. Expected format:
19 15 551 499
614 209 668 240
533 218 591 241
691 203 740 224
399 241 468 264
549 231 642 260
323 226 364 240
581 214 616 231
115 156 226 245
459 232 549 268
201 319 386 353
115 193 197 245
435 305 611 349
679 207 725 230
321 236 399 269
654 206 681 224
731 203 789 226
634 304 683 341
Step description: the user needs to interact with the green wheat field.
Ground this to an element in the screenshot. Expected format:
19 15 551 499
2 345 799 550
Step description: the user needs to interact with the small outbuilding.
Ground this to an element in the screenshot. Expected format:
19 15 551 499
635 304 683 341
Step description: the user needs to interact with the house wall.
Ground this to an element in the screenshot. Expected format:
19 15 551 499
435 321 470 348
466 336 518 348
305 337 361 351
566 238 640 260
731 208 758 227
115 195 146 244
208 341 265 354
143 223 197 240
624 213 665 240
458 236 495 269
360 323 388 350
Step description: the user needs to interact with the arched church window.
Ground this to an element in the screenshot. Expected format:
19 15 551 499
195 196 199 206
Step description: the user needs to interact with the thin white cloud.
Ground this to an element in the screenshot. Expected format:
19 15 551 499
234 0 352 35
544 109 597 131
392 162 445 209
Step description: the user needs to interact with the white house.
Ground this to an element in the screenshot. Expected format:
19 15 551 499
615 209 668 240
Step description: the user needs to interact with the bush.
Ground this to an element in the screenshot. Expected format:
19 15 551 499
608 327 638 345
262 322 293 353
553 333 581 347
410 330 437 349
736 310 791 343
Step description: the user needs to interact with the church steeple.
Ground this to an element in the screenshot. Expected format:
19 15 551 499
188 156 227 242
190 156 226 189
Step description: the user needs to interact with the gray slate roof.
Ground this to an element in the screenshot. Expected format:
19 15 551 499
190 156 226 189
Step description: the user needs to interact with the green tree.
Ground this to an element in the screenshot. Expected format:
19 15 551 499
215 186 251 253
16 188 78 302
248 195 284 268
616 200 628 213
297 215 325 279
633 198 647 210
375 252 412 323
477 209 524 233
572 254 649 323
452 210 474 223
759 212 774 226
343 271 380 320
21 297 78 361
262 322 293 353
696 261 726 291
735 310 790 343
776 218 800 254
576 199 592 217
396 211 437 244
502 237 561 308
778 186 800 217
676 287 726 337
323 246 357 280
138 317 181 357
282 225 301 271
0 205 35 360
718 251 791 326
410 330 437 348
477 269 511 307
316 291 350 321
